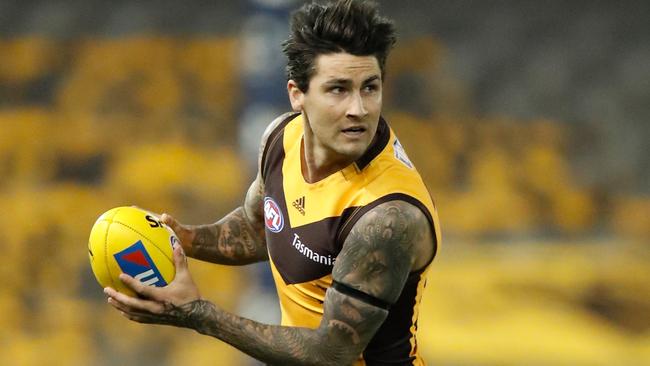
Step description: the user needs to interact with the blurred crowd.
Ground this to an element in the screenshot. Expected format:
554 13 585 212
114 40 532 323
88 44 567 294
0 1 648 365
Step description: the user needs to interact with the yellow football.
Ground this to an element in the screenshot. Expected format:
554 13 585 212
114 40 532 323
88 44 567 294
88 206 177 296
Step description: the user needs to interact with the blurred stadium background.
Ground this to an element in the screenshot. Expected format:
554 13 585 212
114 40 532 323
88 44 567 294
1 0 649 365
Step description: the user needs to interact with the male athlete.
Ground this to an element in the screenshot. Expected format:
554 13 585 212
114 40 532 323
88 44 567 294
104 0 441 364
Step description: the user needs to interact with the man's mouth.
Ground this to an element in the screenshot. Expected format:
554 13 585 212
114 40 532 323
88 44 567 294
341 126 367 135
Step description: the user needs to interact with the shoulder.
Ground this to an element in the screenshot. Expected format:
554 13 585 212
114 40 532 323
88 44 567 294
353 200 431 250
349 199 435 270
257 111 300 171
245 112 300 228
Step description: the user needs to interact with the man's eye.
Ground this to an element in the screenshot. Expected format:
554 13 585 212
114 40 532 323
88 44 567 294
330 86 345 94
364 84 378 92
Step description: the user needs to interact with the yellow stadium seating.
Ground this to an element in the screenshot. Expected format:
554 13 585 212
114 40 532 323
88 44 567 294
1 34 647 365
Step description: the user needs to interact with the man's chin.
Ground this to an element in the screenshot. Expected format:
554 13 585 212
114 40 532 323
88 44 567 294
334 143 368 162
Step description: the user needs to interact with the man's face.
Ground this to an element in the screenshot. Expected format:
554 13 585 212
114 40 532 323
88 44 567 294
289 52 383 162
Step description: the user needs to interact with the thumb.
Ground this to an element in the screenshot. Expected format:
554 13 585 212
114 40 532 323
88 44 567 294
161 213 177 228
172 244 188 272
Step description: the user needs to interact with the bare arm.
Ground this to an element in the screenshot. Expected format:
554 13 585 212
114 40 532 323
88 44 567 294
163 113 297 265
111 200 433 365
183 175 267 265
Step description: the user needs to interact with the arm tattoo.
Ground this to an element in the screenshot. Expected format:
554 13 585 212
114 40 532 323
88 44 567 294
181 202 425 364
191 208 266 265
333 200 429 304
127 203 430 364
190 177 267 265
162 288 387 365
188 113 293 265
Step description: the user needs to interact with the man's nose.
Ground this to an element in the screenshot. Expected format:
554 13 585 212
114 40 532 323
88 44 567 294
346 92 368 119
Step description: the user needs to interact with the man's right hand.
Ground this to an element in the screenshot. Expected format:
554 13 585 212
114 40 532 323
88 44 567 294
161 213 196 257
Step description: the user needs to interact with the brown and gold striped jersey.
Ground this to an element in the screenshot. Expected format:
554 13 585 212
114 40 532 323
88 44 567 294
261 112 441 365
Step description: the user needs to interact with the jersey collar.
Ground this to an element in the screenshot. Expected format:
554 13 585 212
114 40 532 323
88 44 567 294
354 116 390 171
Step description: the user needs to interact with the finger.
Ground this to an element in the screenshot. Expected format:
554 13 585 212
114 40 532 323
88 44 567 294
103 286 124 301
119 273 162 301
105 289 138 315
160 213 182 241
111 302 153 324
160 213 177 228
107 280 164 314
107 296 132 313
104 286 137 307
107 295 173 325
108 297 159 321
172 244 188 272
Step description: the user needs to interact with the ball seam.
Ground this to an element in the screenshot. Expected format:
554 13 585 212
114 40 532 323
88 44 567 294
103 219 118 291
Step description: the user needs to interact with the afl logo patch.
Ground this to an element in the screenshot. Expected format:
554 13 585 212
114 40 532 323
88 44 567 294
264 197 284 233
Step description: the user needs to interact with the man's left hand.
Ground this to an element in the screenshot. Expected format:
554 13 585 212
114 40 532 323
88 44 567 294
104 244 204 328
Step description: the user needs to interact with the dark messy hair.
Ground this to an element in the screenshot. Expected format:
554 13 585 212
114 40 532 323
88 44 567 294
282 0 397 92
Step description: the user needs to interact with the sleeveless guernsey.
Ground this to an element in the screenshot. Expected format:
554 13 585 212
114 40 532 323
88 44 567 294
261 112 441 365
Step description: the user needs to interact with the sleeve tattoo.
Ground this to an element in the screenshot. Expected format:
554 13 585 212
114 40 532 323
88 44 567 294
190 176 268 265
140 200 431 365
143 287 387 366
333 200 429 304
185 113 294 265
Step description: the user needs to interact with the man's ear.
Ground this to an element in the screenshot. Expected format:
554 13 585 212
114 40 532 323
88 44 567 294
287 80 304 112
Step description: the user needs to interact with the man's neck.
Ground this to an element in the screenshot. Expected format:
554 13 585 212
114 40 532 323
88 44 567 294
301 131 355 184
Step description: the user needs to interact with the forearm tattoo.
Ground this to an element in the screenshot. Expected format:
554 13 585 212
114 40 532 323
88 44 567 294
125 202 429 364
122 289 387 364
177 289 387 366
185 202 425 364
191 207 267 265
